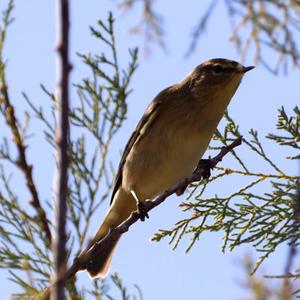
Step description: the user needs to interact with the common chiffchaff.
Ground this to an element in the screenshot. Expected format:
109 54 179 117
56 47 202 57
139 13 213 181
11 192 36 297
79 58 254 278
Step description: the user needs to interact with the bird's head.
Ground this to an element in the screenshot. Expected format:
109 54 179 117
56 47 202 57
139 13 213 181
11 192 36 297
187 58 254 98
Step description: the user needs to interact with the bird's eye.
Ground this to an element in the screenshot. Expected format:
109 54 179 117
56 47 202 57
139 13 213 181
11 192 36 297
212 65 224 74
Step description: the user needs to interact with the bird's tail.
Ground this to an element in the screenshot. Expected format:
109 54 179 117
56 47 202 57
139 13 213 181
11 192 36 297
86 235 120 278
80 188 136 278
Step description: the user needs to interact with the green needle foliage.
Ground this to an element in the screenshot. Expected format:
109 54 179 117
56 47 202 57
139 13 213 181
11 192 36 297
0 3 140 297
152 107 300 278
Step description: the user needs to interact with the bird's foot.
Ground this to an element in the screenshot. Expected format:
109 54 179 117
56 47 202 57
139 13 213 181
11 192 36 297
197 158 214 180
137 201 149 222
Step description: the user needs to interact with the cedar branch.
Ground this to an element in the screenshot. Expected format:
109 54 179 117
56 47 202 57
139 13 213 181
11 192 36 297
0 72 52 245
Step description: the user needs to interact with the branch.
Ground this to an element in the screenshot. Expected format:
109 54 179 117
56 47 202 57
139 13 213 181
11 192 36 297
67 136 243 279
51 0 71 299
0 60 52 246
39 136 242 299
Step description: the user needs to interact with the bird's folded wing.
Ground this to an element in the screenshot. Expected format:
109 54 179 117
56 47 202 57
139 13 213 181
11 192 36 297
109 86 173 204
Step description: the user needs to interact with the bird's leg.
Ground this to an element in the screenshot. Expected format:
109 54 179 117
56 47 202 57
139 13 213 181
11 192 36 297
175 158 214 196
131 190 149 222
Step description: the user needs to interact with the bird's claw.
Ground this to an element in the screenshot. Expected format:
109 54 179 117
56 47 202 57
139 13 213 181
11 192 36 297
197 159 214 180
137 201 149 222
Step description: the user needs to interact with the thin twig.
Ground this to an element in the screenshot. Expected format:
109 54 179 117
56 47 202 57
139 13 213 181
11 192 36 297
51 0 71 299
0 58 52 247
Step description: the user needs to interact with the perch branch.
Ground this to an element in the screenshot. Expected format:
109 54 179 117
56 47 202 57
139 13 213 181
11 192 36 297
40 136 242 300
66 136 243 280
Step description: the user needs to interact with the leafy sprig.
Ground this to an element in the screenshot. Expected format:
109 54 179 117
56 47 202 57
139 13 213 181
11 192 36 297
152 108 300 275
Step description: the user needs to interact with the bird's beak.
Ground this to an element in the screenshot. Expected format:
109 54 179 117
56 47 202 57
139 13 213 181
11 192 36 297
242 66 255 73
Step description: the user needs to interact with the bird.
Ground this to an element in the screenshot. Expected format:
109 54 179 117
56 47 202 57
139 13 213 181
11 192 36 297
78 58 254 278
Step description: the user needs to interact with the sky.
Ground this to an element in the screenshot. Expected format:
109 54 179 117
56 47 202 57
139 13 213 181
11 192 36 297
1 0 299 299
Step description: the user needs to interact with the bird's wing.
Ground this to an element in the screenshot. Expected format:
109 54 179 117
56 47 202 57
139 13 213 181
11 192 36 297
110 86 173 204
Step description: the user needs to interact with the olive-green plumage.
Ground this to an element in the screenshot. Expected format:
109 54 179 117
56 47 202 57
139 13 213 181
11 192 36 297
79 58 254 278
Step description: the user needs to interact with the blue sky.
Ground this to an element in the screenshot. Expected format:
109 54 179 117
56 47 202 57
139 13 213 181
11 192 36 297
1 1 299 299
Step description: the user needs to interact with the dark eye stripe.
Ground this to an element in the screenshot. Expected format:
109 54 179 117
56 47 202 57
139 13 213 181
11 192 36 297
223 67 236 73
211 66 237 73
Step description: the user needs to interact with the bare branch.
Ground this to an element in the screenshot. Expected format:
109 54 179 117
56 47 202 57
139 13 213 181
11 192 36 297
39 136 242 299
51 0 71 299
38 136 241 299
67 136 242 285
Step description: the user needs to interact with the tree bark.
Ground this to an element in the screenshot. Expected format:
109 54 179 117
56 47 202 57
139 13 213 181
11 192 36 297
51 0 71 299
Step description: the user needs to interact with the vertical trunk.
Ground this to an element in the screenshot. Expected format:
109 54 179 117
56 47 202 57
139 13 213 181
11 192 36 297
52 0 71 299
